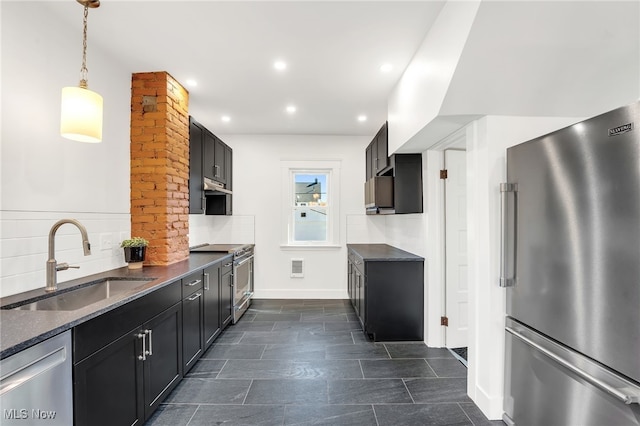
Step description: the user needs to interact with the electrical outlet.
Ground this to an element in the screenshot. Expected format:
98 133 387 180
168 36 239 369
99 233 113 251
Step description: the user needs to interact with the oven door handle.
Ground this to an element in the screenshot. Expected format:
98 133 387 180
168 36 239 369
235 296 251 312
235 255 254 267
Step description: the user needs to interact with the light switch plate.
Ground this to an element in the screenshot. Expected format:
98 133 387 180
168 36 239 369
99 233 113 251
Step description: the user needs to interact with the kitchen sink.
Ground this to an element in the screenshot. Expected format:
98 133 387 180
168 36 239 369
5 278 155 311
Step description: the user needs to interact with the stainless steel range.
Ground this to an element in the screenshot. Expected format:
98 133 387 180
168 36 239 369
191 244 254 323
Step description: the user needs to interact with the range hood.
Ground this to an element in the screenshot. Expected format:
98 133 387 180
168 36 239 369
204 177 232 195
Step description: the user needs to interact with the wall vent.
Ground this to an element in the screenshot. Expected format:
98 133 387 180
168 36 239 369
291 258 304 278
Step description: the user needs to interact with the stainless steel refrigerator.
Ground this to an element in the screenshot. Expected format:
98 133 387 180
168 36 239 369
501 101 640 425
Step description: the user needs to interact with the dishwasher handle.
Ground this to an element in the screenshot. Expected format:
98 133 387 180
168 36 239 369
0 347 66 396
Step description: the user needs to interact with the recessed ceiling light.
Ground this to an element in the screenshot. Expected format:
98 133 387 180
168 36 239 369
185 79 198 87
357 115 367 122
286 105 296 114
221 115 231 122
274 61 287 71
380 63 393 73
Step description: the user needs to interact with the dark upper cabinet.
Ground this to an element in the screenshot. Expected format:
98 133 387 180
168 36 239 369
363 122 422 215
203 129 217 181
213 136 227 184
189 116 233 215
365 122 389 179
388 154 423 214
189 118 205 214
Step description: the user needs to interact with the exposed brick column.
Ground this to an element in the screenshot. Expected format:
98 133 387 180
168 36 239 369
130 72 189 265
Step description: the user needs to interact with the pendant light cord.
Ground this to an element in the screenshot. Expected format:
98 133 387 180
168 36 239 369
79 4 89 89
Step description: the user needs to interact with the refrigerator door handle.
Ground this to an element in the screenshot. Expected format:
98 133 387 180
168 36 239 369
500 183 517 287
506 326 640 405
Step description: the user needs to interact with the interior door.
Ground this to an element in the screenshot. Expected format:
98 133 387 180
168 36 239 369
444 149 468 348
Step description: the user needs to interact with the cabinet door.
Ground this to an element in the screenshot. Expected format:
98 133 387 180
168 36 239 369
224 144 232 190
376 122 389 172
347 260 354 304
203 264 221 348
220 268 234 328
203 129 216 180
189 118 205 214
74 329 145 426
214 137 226 183
356 270 366 328
143 302 182 420
365 145 373 180
182 290 203 373
371 137 379 174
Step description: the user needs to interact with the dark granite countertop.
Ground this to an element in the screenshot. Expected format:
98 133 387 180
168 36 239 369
0 252 232 359
347 244 424 261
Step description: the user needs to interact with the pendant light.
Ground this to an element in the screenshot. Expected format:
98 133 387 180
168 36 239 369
60 0 103 143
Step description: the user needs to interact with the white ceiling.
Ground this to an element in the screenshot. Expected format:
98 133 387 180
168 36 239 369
36 0 640 141
41 0 446 137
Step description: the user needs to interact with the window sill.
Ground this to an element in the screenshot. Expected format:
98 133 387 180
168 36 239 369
280 244 342 251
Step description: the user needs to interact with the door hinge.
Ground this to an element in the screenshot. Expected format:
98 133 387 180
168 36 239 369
440 169 448 179
441 316 449 326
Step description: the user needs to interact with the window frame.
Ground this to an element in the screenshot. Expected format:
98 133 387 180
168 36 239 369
281 160 341 248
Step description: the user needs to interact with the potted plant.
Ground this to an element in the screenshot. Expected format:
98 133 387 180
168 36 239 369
120 237 149 269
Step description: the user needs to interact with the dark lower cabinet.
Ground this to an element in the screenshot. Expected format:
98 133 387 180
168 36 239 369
74 328 143 426
182 289 203 373
72 256 240 425
203 263 221 348
347 244 424 342
73 281 183 425
143 304 182 414
74 302 182 425
220 261 234 328
347 255 365 326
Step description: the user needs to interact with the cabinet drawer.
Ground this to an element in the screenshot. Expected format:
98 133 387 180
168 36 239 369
221 257 233 276
182 271 203 297
74 280 182 362
352 254 365 275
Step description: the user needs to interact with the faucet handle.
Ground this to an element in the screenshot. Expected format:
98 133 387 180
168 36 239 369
56 262 80 271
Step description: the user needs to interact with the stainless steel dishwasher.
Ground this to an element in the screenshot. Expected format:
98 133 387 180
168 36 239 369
0 331 73 425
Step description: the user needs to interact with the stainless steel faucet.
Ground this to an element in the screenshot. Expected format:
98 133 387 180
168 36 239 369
46 219 92 292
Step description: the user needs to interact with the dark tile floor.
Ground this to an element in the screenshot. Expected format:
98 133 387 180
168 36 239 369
146 299 503 426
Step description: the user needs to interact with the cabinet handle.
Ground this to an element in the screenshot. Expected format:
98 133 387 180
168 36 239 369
187 279 201 287
145 329 153 356
224 262 232 267
204 272 210 291
201 197 205 211
214 165 220 178
187 292 202 301
137 333 146 361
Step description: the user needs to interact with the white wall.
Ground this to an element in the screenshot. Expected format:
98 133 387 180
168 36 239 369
465 115 581 418
0 3 132 297
387 0 481 154
188 134 369 299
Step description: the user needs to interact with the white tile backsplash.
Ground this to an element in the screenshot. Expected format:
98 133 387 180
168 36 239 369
345 214 386 243
345 213 426 257
188 215 255 247
0 211 130 298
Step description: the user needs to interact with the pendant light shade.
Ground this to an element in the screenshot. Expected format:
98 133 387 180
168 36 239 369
60 0 103 143
61 86 103 143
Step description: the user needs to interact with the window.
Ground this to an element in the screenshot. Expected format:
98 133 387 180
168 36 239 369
281 161 340 247
293 172 328 242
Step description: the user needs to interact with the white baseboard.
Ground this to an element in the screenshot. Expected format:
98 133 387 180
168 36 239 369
471 383 504 420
